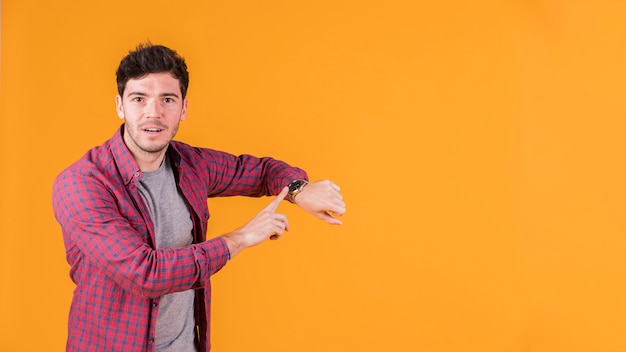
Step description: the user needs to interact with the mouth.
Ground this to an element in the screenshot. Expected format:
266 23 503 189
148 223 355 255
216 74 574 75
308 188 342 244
142 127 165 134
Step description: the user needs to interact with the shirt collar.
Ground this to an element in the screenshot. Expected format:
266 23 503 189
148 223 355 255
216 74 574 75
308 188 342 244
110 124 142 186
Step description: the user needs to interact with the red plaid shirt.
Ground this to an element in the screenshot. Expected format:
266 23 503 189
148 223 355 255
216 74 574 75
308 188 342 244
52 126 307 352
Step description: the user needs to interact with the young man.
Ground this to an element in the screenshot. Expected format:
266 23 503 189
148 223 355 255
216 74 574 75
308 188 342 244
52 43 345 352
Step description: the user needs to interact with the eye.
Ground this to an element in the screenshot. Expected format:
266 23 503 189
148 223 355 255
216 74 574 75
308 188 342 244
132 97 144 103
164 97 174 103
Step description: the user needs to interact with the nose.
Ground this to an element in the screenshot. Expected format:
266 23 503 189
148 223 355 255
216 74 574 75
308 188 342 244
145 98 162 118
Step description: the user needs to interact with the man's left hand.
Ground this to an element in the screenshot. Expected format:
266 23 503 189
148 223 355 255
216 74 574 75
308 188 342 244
294 180 346 225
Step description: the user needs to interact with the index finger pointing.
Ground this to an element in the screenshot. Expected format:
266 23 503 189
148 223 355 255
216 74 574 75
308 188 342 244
264 186 289 212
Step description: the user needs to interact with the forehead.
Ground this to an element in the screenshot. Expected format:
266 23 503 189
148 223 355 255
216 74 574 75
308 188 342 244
124 72 181 96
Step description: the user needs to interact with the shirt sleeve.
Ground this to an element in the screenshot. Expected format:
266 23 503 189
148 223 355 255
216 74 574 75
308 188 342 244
190 148 309 198
52 168 230 299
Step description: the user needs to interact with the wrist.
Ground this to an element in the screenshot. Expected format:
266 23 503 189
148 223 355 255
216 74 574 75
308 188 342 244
221 232 246 259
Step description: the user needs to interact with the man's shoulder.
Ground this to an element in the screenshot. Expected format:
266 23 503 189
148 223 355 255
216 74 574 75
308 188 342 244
54 137 120 188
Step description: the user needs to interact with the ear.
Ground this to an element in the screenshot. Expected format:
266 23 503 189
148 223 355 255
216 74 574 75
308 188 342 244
115 95 125 119
180 98 188 121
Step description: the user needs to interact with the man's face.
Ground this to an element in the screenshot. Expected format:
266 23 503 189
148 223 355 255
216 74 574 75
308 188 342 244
116 72 188 157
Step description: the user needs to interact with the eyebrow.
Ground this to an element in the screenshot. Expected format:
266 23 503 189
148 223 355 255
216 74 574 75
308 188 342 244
126 91 181 98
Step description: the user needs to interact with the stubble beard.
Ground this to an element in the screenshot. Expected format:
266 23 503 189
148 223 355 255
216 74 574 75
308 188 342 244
124 123 179 156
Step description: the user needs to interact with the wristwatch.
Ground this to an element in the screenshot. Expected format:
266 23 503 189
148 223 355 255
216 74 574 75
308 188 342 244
287 179 308 203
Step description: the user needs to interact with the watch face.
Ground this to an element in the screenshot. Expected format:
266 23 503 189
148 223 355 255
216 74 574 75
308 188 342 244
289 180 305 192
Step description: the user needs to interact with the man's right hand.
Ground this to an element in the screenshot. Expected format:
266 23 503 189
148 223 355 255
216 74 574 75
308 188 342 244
221 187 290 259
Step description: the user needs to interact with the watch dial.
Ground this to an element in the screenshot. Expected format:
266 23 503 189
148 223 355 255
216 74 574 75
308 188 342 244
289 180 303 192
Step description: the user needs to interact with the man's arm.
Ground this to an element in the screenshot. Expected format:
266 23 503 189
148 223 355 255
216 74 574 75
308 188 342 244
52 170 230 298
183 146 308 198
193 147 346 224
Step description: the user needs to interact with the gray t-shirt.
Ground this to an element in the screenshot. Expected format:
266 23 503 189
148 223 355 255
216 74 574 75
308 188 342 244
137 156 197 352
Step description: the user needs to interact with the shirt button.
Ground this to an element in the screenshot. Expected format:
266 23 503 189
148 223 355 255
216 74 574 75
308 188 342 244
134 172 140 178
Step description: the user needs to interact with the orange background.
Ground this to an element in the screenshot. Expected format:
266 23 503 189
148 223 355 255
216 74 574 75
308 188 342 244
3 1 626 351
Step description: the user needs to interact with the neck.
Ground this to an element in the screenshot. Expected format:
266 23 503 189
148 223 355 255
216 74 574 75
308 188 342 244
133 149 167 172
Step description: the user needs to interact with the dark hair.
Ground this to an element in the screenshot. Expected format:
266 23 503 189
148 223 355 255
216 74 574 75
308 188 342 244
116 42 190 98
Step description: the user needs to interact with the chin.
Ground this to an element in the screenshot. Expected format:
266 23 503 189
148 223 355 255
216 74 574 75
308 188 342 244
139 142 170 154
